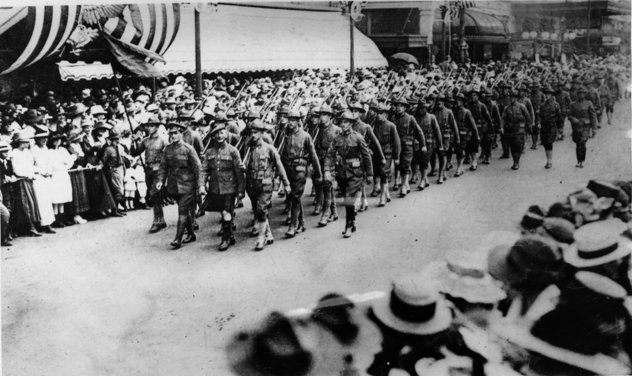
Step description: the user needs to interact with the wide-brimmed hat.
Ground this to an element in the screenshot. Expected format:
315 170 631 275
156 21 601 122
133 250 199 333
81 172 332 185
376 103 390 113
250 119 268 131
108 131 121 140
348 102 366 113
317 104 334 115
22 109 42 123
245 109 261 119
13 130 33 143
210 123 225 136
488 234 563 286
287 110 302 119
338 110 356 122
167 122 186 131
424 250 506 305
0 141 11 152
371 275 453 335
563 218 630 268
587 179 629 204
142 115 163 127
454 93 466 101
90 105 107 116
541 217 575 244
214 112 228 123
66 103 87 117
391 97 410 106
67 130 83 142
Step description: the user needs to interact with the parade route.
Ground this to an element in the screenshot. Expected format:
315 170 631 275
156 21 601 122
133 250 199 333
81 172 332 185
2 100 631 376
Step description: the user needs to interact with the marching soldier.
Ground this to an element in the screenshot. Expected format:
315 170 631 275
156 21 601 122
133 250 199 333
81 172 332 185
539 85 563 169
596 77 612 127
481 88 502 164
349 102 384 211
280 110 321 238
414 100 442 190
391 97 426 196
156 122 202 249
555 82 572 141
500 90 531 170
313 105 341 226
433 94 458 183
199 124 245 251
467 90 492 170
453 93 478 177
245 119 290 251
131 116 169 233
518 85 535 149
324 110 373 238
588 80 602 135
568 86 597 168
529 82 545 150
371 103 400 206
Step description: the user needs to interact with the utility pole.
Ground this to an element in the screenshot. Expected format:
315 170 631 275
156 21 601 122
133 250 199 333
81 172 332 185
194 8 203 98
586 0 591 54
349 8 355 79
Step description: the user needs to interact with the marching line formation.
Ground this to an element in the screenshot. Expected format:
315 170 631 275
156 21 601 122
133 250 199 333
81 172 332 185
0 53 629 251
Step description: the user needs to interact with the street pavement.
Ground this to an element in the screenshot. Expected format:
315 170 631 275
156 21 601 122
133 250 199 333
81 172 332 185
2 100 631 376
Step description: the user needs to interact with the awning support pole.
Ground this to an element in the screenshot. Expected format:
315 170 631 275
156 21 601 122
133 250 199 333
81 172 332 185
195 8 203 98
349 7 355 81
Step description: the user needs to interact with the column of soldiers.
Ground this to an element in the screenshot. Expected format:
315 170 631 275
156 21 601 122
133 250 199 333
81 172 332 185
131 61 618 251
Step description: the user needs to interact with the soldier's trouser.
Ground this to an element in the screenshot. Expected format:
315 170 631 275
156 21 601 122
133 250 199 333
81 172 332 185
146 170 165 221
288 175 307 227
575 141 587 162
531 123 540 144
174 192 195 237
319 179 335 216
480 132 493 159
247 181 274 222
506 134 525 163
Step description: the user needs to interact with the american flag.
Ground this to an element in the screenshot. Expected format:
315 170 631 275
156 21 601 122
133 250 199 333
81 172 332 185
441 0 476 23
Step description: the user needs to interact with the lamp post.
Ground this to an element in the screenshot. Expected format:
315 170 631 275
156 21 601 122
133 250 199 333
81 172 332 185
343 1 363 81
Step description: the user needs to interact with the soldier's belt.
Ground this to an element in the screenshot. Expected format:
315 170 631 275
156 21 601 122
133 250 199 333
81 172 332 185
346 158 361 167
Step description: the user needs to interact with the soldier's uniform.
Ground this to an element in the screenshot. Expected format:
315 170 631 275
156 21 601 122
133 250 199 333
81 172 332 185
555 83 572 140
156 122 202 249
467 94 492 168
568 87 597 167
482 90 502 163
324 111 373 237
392 98 426 195
131 117 169 232
371 104 400 205
501 91 531 170
433 97 459 181
199 124 245 250
453 93 478 176
539 87 563 152
597 79 612 126
588 83 602 131
245 120 290 250
415 102 442 188
313 105 341 226
518 86 535 147
529 83 545 149
280 111 321 237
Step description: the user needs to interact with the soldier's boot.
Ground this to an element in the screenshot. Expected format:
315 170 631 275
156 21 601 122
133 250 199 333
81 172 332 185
437 155 446 184
219 220 232 251
264 220 274 245
254 221 267 251
392 173 401 191
378 187 387 207
370 178 380 197
284 200 292 225
454 159 464 177
545 150 553 169
511 153 521 170
359 186 368 212
183 214 197 244
285 204 300 238
500 140 510 158
342 206 356 238
296 204 306 233
318 193 331 227
469 152 479 170
329 199 339 222
283 196 290 215
313 203 322 216
170 215 187 249
400 173 410 196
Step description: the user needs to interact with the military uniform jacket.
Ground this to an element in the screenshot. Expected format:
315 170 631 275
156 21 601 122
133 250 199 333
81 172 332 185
157 140 201 195
540 97 563 132
556 91 572 116
588 88 602 113
530 91 545 124
314 122 342 164
324 129 373 180
372 118 401 158
453 107 479 139
101 143 127 169
246 141 289 188
468 101 493 133
132 133 168 171
183 128 203 157
199 143 244 196
434 107 459 142
519 97 535 126
569 100 597 134
484 100 502 134
281 127 322 180
598 83 612 107
501 102 531 136
415 112 443 148
352 119 385 162
393 112 426 150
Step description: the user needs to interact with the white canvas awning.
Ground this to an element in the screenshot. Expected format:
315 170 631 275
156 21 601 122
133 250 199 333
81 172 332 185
57 60 118 81
159 4 387 74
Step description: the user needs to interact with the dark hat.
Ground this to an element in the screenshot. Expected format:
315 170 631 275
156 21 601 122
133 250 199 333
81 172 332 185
587 180 624 201
348 102 365 113
0 141 10 152
33 128 50 138
311 293 359 345
542 217 575 244
108 131 121 140
94 121 112 131
455 93 466 101
250 119 268 131
67 130 83 143
66 103 87 117
318 104 334 115
167 122 186 131
210 123 225 136
286 110 302 119
488 234 563 286
391 97 410 106
23 109 42 123
143 115 163 127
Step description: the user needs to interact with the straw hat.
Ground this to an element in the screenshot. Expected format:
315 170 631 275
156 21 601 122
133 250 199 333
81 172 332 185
372 275 453 335
563 218 631 268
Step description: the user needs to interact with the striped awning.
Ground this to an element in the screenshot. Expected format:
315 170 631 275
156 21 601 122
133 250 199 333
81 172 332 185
463 10 507 37
57 60 118 81
0 6 81 75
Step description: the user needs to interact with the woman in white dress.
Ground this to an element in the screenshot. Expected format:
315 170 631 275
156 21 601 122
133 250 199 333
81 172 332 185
11 131 56 234
48 133 76 228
